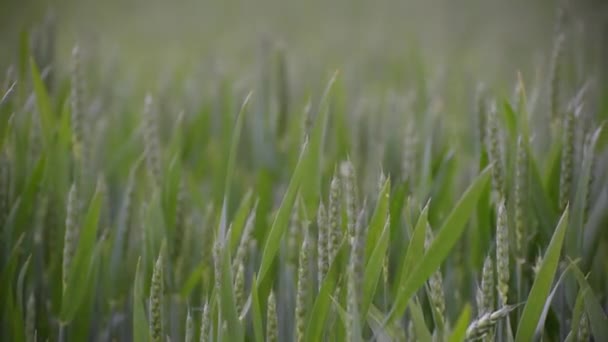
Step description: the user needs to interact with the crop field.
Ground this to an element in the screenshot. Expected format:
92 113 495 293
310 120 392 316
0 0 607 341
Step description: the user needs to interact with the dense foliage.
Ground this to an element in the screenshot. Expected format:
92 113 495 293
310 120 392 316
1 3 607 341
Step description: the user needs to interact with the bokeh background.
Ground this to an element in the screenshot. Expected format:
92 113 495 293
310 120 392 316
1 0 606 86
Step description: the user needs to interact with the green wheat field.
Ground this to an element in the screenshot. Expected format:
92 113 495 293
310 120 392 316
1 0 607 341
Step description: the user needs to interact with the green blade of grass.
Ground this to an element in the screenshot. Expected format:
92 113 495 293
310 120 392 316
16 255 31 319
393 201 429 295
367 304 402 341
410 298 432 342
133 257 149 342
300 71 338 217
219 92 252 240
218 241 244 342
256 140 308 287
30 58 54 147
330 295 362 342
387 166 491 324
179 263 205 300
304 242 345 341
569 126 603 257
570 261 608 341
533 261 578 339
564 286 586 342
448 304 471 342
229 189 254 253
362 214 389 316
251 274 264 342
365 177 390 263
60 188 103 322
515 207 569 342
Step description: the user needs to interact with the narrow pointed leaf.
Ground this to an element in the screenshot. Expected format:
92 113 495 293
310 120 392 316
410 298 432 342
515 207 569 342
365 178 390 262
449 304 471 342
257 140 308 287
133 258 149 342
570 262 608 341
388 167 491 324
362 215 389 316
251 274 264 342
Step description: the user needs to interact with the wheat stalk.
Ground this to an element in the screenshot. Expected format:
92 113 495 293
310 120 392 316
199 301 210 342
143 94 162 184
296 222 311 342
62 183 79 292
317 201 329 287
466 305 518 340
496 201 509 306
185 309 194 342
149 249 164 342
425 224 446 328
486 103 505 203
266 290 278 342
328 172 341 264
340 160 357 242
347 208 367 341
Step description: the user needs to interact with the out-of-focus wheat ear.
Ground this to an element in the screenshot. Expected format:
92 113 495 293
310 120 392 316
199 301 210 342
549 34 565 127
425 224 446 328
26 291 35 342
577 313 589 342
185 309 194 342
234 261 245 316
476 254 495 341
121 166 137 253
465 305 518 340
514 136 527 260
401 122 417 185
583 133 596 224
150 249 164 342
62 183 79 292
275 44 289 142
476 84 487 154
301 101 313 145
328 172 341 264
287 201 301 266
479 254 495 315
143 94 162 184
29 102 43 167
172 178 186 261
496 201 509 307
340 160 358 243
201 203 216 268
486 103 505 203
347 208 367 340
213 238 222 294
71 45 85 161
233 207 257 273
266 290 278 342
317 201 329 288
296 221 311 342
559 105 575 211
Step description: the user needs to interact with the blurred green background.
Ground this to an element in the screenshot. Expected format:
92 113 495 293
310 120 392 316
3 0 604 82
